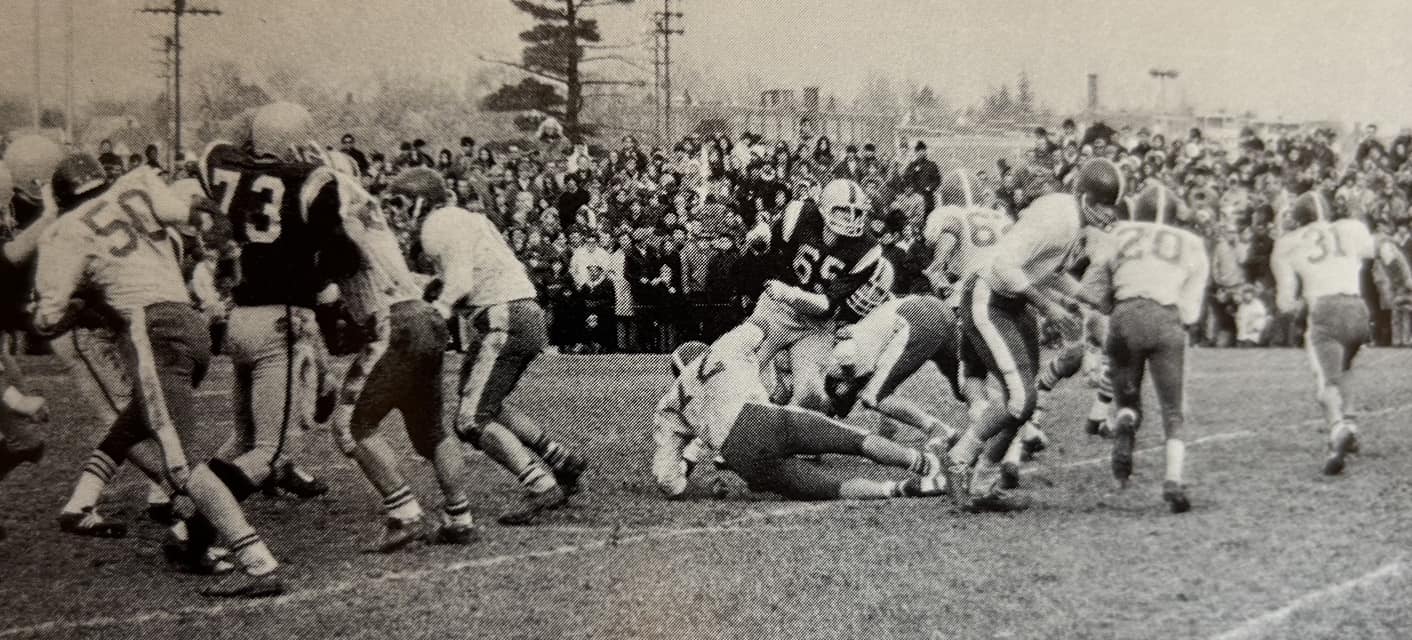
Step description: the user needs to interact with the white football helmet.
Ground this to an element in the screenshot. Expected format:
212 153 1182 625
3 134 63 201
844 258 894 319
249 101 316 160
819 178 870 238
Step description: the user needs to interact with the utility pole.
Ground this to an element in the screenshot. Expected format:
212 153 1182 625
152 35 175 159
653 0 683 144
140 0 221 169
65 0 74 144
32 0 41 131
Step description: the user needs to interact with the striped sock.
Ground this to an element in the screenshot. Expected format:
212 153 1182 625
230 533 278 576
516 464 557 494
442 500 473 528
906 449 931 476
889 480 910 497
382 487 422 522
62 451 118 514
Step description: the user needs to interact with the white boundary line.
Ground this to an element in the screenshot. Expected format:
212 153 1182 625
1208 559 1406 640
4 404 1408 637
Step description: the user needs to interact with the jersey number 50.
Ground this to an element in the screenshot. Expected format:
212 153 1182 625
211 168 287 244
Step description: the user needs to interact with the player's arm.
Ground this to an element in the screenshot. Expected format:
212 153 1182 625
651 395 698 498
983 213 1053 297
1179 245 1211 326
1 186 57 266
920 215 961 294
420 213 480 319
820 246 885 319
1270 239 1301 313
765 280 830 317
30 229 92 337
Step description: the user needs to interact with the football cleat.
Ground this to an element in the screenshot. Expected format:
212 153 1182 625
369 516 432 554
998 461 1021 490
147 501 177 526
928 438 971 506
966 487 1032 514
163 534 235 576
498 486 568 526
1162 480 1191 514
1323 421 1359 476
200 571 285 599
553 453 589 497
1019 423 1049 460
434 523 482 546
1110 409 1139 486
263 463 329 500
58 508 128 539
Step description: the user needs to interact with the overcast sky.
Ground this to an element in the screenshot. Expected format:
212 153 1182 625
2 0 1410 127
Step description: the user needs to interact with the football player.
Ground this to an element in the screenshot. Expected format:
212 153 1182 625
741 178 884 411
194 101 343 527
408 169 588 526
0 159 50 509
1084 184 1209 512
1271 191 1376 476
33 153 282 597
942 158 1125 511
915 169 1013 306
310 164 483 551
654 323 946 501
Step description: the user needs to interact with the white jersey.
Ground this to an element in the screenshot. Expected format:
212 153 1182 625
32 168 191 334
980 193 1083 297
921 205 1013 288
419 206 537 310
300 167 424 321
652 327 770 495
1272 219 1375 311
1099 221 1210 325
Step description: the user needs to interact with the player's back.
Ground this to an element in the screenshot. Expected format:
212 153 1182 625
419 206 536 308
668 325 770 450
1278 219 1374 302
1108 220 1208 308
922 205 1012 284
199 142 335 308
40 169 190 312
982 193 1083 294
301 167 423 316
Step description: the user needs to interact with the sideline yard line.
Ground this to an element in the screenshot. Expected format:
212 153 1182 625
0 506 820 639
1037 401 1412 474
1208 558 1406 640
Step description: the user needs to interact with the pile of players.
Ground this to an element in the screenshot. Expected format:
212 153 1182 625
0 99 1378 600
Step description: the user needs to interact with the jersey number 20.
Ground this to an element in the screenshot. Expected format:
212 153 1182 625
1115 227 1183 266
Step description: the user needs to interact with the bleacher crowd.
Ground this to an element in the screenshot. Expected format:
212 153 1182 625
15 115 1412 354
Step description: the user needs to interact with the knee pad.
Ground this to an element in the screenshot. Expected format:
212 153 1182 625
207 457 259 502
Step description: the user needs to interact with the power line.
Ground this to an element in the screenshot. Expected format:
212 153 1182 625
139 0 221 168
653 0 683 144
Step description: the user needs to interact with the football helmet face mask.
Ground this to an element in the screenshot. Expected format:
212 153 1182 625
819 178 870 238
50 154 111 213
844 258 895 319
249 101 316 160
3 134 64 202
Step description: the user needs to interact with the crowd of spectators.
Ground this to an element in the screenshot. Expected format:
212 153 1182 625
19 111 1412 356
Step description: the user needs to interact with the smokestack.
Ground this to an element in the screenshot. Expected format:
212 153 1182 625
803 87 820 112
1087 74 1099 111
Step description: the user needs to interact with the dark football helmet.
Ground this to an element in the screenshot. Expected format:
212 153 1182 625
51 153 110 213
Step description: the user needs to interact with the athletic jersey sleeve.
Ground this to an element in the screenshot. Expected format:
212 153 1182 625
31 222 90 335
1179 239 1210 326
1271 236 1301 313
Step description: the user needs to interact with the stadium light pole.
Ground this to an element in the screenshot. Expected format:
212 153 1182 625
654 0 683 144
140 0 222 169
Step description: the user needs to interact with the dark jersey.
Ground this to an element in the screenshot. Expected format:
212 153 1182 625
199 143 350 308
771 200 882 318
0 194 46 331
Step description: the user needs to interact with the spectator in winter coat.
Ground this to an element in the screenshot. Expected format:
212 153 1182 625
904 141 941 211
578 264 617 353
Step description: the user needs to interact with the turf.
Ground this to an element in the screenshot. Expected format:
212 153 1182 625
0 347 1409 639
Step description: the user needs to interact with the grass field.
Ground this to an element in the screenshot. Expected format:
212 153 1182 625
0 347 1409 640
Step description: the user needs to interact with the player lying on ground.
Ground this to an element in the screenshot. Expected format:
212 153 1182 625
33 153 282 598
403 168 587 526
653 323 946 501
1271 190 1376 476
942 158 1126 512
308 161 482 552
740 178 885 411
1082 183 1209 512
